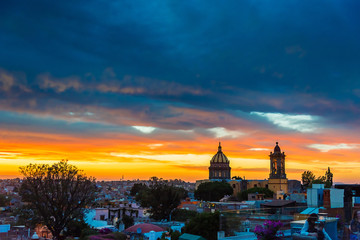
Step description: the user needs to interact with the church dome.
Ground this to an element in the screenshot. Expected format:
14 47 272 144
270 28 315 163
210 142 229 163
274 142 281 152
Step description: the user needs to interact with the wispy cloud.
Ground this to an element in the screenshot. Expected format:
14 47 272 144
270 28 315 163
38 74 82 93
248 148 270 151
110 152 211 162
148 143 163 149
0 69 30 93
132 126 157 134
97 74 205 97
251 112 319 133
308 143 360 152
0 71 15 91
207 127 244 138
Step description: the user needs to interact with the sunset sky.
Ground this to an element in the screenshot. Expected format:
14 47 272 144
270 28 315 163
1 1 360 182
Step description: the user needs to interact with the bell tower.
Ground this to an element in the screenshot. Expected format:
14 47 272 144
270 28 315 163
269 142 286 179
268 142 288 196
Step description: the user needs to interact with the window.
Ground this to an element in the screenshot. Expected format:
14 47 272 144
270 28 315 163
100 215 105 220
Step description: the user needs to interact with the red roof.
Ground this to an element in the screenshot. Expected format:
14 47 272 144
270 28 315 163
125 223 164 233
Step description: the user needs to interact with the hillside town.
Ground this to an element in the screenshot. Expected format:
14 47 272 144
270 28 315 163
0 143 358 240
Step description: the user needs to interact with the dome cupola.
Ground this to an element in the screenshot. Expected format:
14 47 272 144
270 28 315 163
209 142 231 180
210 142 229 163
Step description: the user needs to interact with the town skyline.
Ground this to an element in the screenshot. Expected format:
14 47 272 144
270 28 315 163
1 1 360 183
0 141 353 183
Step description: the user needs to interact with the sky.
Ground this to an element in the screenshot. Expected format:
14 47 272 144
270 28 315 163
0 1 360 182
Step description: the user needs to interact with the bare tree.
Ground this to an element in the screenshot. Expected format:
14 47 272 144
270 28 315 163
19 160 97 240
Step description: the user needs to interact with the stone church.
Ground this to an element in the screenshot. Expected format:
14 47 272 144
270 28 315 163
196 142 301 197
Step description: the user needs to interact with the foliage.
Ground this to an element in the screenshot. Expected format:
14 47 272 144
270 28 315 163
312 176 326 185
238 188 274 201
301 168 333 188
194 181 233 202
161 230 181 240
122 214 134 229
325 167 333 188
171 230 181 240
232 176 243 180
15 202 44 228
171 209 197 222
254 220 283 240
220 213 243 236
66 219 92 238
301 171 315 188
80 228 98 240
0 194 10 207
130 183 148 196
135 180 187 220
183 211 220 240
19 160 97 240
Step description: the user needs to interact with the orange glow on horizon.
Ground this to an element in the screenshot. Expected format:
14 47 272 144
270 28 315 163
1 123 360 184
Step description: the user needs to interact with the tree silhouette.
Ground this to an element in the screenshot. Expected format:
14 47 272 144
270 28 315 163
194 181 233 201
301 168 333 188
183 211 220 240
136 181 186 220
325 167 333 188
19 160 97 240
301 171 315 188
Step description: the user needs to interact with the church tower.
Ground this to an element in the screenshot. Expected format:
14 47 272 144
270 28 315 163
209 142 231 180
268 142 288 195
269 142 286 179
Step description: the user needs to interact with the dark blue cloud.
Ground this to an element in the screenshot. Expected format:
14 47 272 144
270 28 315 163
1 0 360 129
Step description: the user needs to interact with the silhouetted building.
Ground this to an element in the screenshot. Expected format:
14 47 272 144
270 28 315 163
209 142 231 180
268 142 288 194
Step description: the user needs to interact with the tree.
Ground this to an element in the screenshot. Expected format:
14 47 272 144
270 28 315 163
183 211 220 240
301 168 333 188
19 160 97 240
171 209 197 222
161 230 181 240
122 214 134 229
14 205 42 228
0 194 9 207
194 181 233 202
301 170 315 188
325 167 333 188
312 176 326 185
135 181 187 220
232 176 242 180
65 219 92 238
130 183 147 196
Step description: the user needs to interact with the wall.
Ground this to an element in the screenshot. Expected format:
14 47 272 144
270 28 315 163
330 188 344 208
268 178 288 195
95 208 109 221
247 180 268 189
